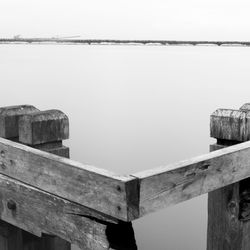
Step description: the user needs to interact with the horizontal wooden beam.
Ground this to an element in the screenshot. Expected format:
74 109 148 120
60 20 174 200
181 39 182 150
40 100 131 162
0 138 139 221
4 128 250 222
0 172 119 250
133 140 250 217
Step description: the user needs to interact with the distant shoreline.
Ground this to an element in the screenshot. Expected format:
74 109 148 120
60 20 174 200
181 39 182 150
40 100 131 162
1 38 250 47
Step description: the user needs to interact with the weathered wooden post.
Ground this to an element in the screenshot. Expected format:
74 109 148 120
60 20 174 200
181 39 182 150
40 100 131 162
208 104 250 249
0 105 70 250
0 105 38 250
0 104 138 250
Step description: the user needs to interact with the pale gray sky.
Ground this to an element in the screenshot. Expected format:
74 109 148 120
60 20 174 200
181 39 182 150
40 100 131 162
1 0 250 40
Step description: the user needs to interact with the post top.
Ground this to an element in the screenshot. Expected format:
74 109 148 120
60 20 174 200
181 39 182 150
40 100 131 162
0 105 38 116
19 109 69 145
20 109 68 122
210 103 250 142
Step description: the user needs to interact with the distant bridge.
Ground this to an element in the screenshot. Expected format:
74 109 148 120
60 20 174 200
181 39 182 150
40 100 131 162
1 38 250 46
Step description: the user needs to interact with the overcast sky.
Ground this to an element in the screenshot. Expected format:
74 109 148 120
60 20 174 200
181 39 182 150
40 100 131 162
1 0 250 40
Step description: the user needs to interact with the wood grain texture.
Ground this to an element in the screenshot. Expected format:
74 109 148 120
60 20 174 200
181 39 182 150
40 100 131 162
0 137 138 221
0 172 137 250
206 142 250 250
19 110 69 145
0 104 39 250
23 133 71 250
0 173 118 250
210 109 250 142
0 105 39 139
207 143 243 250
208 104 250 250
133 140 250 217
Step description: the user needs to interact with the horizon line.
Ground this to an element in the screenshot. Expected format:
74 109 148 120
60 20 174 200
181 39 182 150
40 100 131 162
1 38 250 47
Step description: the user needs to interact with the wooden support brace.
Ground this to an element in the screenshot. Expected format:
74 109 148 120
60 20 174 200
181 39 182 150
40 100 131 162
207 103 250 250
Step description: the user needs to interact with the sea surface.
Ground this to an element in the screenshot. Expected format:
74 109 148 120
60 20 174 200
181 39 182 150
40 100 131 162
1 44 250 249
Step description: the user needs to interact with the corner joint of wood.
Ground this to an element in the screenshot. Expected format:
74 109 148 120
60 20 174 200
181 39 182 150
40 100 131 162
125 176 140 221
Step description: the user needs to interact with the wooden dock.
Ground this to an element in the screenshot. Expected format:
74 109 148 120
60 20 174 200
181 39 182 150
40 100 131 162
0 103 249 249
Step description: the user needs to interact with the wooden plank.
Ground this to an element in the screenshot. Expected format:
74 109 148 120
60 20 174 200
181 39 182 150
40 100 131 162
0 137 139 221
0 105 39 139
210 108 250 142
19 110 69 145
0 105 138 250
133 140 250 217
0 173 138 250
0 172 119 250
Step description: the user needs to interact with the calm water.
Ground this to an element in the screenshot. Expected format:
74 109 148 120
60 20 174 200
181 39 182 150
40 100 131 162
1 44 250 249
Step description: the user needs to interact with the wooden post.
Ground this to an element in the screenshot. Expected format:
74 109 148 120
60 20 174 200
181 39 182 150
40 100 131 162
207 104 250 249
18 109 71 250
17 109 137 250
0 104 138 250
0 105 39 250
0 105 70 250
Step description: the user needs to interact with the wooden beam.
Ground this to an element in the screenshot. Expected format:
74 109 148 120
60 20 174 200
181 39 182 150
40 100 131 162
0 172 119 250
0 137 139 221
0 105 138 250
133 140 250 217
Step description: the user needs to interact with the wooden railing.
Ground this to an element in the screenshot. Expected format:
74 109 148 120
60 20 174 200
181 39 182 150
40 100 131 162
0 103 249 249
